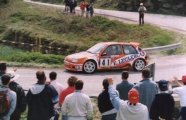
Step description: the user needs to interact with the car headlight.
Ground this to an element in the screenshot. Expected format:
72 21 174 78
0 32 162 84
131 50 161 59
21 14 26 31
72 59 78 63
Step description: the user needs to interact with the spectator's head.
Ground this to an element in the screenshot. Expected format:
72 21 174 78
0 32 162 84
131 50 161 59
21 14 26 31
128 88 139 104
102 78 109 90
142 68 151 78
140 3 143 6
158 80 168 91
75 80 84 90
67 76 78 86
122 71 129 80
182 75 186 85
6 70 20 81
0 63 7 72
1 74 11 86
36 70 46 83
49 71 57 81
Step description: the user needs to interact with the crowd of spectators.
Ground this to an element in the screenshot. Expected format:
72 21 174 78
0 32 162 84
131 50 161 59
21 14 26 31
0 62 185 120
65 0 94 18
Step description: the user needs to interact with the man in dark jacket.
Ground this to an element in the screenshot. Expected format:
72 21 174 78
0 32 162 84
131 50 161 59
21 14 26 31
150 80 175 120
98 78 117 120
7 70 26 120
0 63 7 85
26 70 59 120
116 71 134 100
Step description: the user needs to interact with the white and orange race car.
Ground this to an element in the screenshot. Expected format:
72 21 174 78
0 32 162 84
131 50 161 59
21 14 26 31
64 42 148 73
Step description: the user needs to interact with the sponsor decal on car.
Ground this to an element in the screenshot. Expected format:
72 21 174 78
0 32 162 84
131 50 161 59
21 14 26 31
112 52 145 66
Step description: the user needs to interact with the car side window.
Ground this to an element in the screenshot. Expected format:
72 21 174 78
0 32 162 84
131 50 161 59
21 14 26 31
104 45 122 55
123 45 138 54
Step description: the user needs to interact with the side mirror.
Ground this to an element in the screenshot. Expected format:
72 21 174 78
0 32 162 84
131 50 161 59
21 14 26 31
101 52 107 56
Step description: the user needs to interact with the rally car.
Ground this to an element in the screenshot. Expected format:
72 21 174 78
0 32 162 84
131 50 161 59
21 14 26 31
64 42 148 73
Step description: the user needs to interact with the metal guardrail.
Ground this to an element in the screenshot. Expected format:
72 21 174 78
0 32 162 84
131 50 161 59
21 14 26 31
143 42 182 53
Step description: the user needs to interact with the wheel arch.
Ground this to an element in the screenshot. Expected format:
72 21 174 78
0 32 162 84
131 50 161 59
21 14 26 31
132 58 146 71
83 59 98 73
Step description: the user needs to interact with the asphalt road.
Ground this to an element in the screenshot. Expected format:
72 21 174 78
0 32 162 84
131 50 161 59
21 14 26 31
11 54 186 97
14 0 186 97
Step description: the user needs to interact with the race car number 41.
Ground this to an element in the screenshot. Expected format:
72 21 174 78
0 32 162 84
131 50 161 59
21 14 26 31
100 58 111 67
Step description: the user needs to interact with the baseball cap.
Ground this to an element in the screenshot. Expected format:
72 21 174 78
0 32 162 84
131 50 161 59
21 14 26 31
182 75 186 83
158 80 168 91
140 3 143 6
128 88 139 104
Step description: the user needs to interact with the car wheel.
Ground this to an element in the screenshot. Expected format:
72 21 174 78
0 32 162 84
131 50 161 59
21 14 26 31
83 60 97 73
133 59 146 71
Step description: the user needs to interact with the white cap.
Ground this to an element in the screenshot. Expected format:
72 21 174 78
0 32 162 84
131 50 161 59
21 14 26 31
140 3 143 6
7 70 20 81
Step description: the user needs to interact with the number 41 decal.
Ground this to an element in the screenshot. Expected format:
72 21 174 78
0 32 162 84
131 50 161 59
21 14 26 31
100 58 111 67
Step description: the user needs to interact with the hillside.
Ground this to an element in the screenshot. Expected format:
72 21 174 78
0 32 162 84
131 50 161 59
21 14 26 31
0 0 183 56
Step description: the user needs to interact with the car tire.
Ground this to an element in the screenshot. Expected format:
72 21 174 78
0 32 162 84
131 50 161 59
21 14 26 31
133 59 146 71
83 60 97 73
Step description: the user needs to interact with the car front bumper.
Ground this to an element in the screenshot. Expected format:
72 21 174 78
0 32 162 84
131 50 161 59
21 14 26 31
64 60 83 71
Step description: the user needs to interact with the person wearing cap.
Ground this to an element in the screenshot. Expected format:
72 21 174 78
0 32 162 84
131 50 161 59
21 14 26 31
0 62 17 85
169 76 186 120
150 80 175 120
138 3 147 25
116 71 134 100
6 70 26 120
133 68 158 111
98 78 117 120
108 78 149 120
0 74 17 120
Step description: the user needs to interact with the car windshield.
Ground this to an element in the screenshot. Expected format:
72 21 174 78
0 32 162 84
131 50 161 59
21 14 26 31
87 43 107 54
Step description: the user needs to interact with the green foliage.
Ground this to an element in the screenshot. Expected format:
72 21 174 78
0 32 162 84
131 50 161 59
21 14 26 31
0 0 185 58
0 45 64 65
0 45 23 60
7 52 64 65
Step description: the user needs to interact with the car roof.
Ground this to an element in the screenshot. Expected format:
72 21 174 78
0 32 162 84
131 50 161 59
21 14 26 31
99 42 141 47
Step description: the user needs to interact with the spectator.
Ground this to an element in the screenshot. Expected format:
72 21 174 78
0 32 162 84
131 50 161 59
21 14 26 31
85 1 90 18
0 63 17 85
69 0 77 14
62 80 93 120
7 71 26 120
49 71 63 120
169 76 186 120
0 74 17 120
138 3 147 25
133 68 158 110
0 63 7 85
64 0 70 12
59 76 78 107
26 70 58 120
49 71 64 96
98 78 117 120
150 80 175 120
108 78 149 120
89 3 94 17
116 71 134 100
79 0 86 16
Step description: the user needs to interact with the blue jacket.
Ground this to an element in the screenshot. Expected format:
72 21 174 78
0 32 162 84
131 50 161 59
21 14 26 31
133 78 158 110
116 80 134 100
